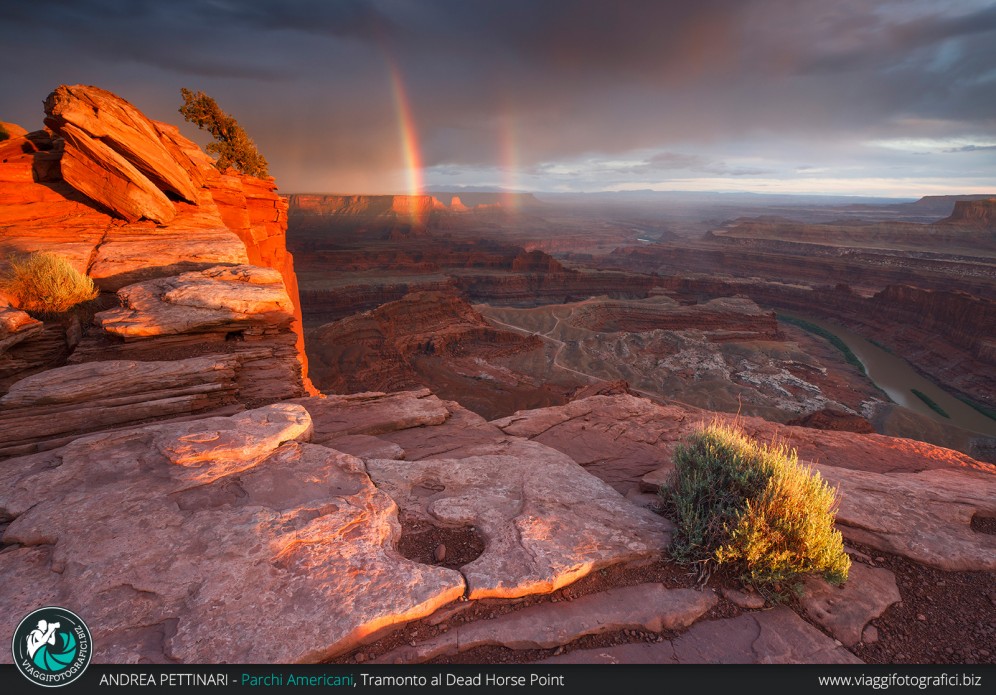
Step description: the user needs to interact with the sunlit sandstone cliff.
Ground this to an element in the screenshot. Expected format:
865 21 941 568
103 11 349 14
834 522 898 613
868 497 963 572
1 86 311 383
0 85 316 453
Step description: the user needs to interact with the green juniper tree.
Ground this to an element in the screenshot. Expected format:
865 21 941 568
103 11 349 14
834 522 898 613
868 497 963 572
179 88 269 178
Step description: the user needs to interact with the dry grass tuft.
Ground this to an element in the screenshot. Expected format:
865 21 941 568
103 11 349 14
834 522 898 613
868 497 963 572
1 252 99 315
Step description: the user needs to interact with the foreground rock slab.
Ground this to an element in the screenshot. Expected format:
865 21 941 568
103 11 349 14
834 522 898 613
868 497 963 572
800 562 901 648
818 465 996 571
494 395 995 497
376 584 716 663
0 355 243 456
0 405 464 663
292 389 451 444
366 439 671 600
493 395 685 495
98 265 294 338
541 608 862 664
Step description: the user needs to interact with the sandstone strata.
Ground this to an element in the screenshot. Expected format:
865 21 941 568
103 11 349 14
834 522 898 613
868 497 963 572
0 405 465 663
0 356 242 456
309 290 538 394
0 85 311 388
567 295 779 341
97 265 294 338
0 265 304 454
543 608 862 664
375 584 717 663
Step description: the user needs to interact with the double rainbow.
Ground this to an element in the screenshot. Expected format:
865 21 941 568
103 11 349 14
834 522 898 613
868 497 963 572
386 56 522 212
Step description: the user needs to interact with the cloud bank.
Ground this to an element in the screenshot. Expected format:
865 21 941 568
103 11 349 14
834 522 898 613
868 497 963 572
1 0 993 195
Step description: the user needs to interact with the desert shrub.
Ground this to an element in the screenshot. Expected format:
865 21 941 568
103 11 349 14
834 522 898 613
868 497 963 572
661 422 850 594
0 252 99 315
179 88 269 178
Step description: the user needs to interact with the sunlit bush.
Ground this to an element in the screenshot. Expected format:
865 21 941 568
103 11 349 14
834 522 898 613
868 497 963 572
1 252 99 315
661 422 850 594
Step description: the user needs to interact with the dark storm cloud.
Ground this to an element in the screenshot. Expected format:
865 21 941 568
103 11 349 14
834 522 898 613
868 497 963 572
196 0 389 38
0 0 993 193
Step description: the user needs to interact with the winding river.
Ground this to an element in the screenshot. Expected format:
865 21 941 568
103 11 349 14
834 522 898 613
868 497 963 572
778 313 996 437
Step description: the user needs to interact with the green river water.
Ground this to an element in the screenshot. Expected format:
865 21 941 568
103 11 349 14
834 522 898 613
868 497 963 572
778 313 996 438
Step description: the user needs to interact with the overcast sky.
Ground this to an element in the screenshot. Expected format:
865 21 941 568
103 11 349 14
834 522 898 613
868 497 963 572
2 0 994 196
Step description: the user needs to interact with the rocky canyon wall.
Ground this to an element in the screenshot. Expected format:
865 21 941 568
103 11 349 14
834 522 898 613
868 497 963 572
0 85 316 454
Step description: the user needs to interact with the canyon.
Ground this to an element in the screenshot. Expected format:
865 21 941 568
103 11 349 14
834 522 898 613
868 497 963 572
0 86 993 669
288 187 996 460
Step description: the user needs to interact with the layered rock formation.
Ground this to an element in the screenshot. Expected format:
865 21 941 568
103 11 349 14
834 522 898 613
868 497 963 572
0 264 304 456
0 84 311 388
297 266 653 324
308 290 539 395
709 215 996 253
941 198 996 227
287 194 441 218
652 276 996 410
286 192 544 219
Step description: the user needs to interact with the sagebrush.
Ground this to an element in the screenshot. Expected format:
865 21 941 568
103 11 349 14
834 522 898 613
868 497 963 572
1 252 99 315
661 422 850 594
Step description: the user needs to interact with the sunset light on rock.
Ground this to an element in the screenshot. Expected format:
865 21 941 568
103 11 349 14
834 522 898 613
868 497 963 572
0 1 994 689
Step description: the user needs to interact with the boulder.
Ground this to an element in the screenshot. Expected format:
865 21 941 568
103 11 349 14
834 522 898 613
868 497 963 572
45 84 200 205
0 304 43 353
58 122 177 224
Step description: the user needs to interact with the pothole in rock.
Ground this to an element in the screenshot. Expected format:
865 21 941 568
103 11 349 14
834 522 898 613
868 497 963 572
970 513 996 535
397 513 485 570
